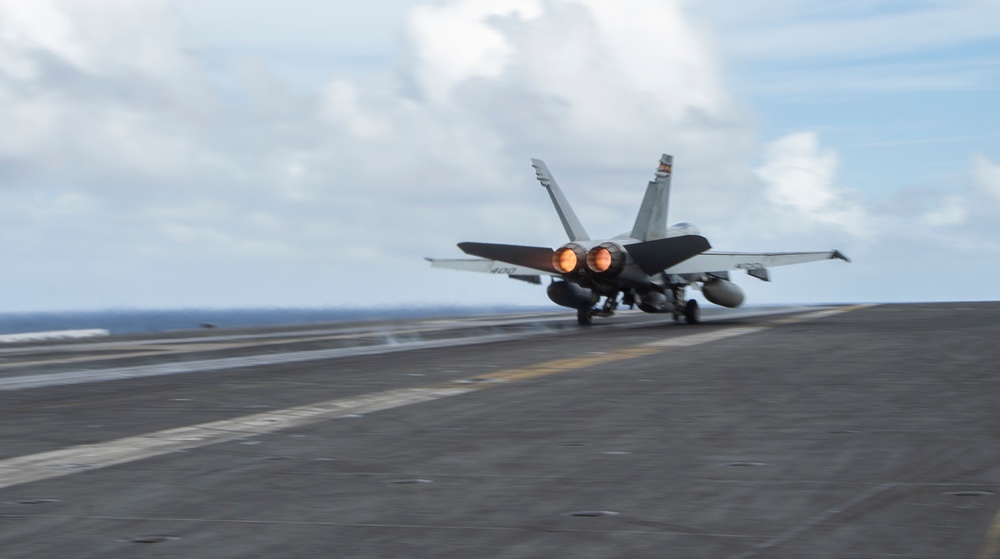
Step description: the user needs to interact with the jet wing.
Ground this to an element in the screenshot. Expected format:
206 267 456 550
666 250 849 276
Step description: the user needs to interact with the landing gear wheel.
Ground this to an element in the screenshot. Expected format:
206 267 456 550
684 299 700 325
577 308 593 326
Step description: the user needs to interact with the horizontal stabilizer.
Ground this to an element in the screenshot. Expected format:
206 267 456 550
426 257 555 277
626 235 711 275
458 242 557 274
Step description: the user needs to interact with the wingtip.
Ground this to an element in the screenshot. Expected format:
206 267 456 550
832 250 851 263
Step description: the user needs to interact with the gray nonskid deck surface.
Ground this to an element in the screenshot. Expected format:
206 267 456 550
1 303 998 558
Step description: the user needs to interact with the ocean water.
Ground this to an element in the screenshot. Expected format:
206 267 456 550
0 306 548 336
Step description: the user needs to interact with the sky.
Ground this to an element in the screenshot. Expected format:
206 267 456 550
0 0 998 312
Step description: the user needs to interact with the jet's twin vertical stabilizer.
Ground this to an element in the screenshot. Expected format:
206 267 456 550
630 154 673 241
531 158 590 242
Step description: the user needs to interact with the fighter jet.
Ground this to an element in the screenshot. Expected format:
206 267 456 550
427 154 849 325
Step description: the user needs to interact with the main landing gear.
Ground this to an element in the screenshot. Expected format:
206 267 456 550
670 286 700 325
578 291 699 326
684 299 700 324
578 294 620 326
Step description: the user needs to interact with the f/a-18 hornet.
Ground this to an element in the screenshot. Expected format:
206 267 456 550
428 154 849 325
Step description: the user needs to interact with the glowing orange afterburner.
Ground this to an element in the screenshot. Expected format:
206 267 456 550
586 242 626 276
553 247 578 273
589 247 612 272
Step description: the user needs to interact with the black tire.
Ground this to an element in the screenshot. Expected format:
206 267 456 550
684 299 700 324
577 308 593 326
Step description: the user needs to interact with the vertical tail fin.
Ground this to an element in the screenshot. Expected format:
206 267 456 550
531 158 590 241
630 154 673 241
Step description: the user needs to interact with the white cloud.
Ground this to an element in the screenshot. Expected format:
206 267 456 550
404 0 730 113
972 154 1000 204
0 0 85 79
753 132 870 237
0 0 197 82
920 196 967 226
407 0 544 101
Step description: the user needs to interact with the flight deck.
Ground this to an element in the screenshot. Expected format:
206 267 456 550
1 303 998 558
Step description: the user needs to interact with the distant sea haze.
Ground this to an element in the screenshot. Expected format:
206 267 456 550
0 306 548 336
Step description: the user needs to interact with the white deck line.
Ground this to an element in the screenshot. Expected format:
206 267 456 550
0 329 109 343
